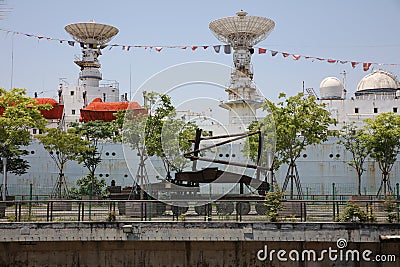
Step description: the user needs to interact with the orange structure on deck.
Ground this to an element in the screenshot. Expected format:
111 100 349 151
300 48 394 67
80 98 147 122
0 98 64 120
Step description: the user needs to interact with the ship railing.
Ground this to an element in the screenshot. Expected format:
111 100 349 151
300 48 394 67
0 198 397 223
100 79 119 90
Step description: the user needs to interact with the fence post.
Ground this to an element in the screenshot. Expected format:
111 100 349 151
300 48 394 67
28 183 32 220
46 202 50 221
332 183 336 220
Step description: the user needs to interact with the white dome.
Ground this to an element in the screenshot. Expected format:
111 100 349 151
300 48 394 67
319 77 343 99
356 70 399 92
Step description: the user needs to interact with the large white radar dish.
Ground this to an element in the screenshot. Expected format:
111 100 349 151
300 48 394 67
65 21 119 44
209 11 275 47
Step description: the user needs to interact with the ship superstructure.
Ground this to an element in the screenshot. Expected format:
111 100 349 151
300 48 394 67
209 11 274 125
4 13 400 198
61 21 121 125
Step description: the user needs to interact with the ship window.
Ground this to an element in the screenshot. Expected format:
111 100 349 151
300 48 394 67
39 129 42 134
232 154 236 157
31 151 35 155
354 108 359 114
33 129 37 134
72 109 76 115
208 131 213 136
124 174 128 178
219 154 223 157
336 154 340 158
225 154 229 157
374 108 378 113
105 152 110 156
394 107 398 113
303 154 307 158
49 151 53 155
99 174 103 177
105 174 109 177
70 91 74 96
112 152 116 156
329 153 334 158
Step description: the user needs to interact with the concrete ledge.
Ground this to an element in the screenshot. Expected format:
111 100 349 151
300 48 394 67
0 222 399 243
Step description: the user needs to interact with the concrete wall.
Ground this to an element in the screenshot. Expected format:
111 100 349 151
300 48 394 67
0 222 400 266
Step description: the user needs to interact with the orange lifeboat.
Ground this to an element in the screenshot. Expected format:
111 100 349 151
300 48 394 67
80 98 147 122
0 97 64 120
34 98 64 120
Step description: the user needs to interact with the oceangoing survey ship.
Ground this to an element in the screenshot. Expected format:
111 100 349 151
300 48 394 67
5 12 400 198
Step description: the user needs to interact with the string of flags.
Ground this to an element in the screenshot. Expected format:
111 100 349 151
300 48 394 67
1 28 399 72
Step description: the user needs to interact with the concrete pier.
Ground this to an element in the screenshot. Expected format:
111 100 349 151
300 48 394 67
0 222 399 266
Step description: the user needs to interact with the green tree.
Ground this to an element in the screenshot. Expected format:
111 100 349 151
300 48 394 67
161 117 197 175
36 128 89 198
362 113 400 197
243 116 277 185
263 92 335 198
71 120 115 197
0 88 50 194
338 123 370 196
117 92 197 198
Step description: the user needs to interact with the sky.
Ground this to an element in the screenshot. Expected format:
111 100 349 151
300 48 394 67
0 0 399 104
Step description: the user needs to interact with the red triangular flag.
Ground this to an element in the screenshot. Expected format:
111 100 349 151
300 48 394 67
327 59 336 63
202 46 209 50
351 62 358 68
155 47 163 52
363 62 371 71
282 53 290 58
292 55 301 60
191 46 198 51
258 48 267 54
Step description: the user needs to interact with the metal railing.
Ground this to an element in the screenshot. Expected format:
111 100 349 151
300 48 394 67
0 198 397 223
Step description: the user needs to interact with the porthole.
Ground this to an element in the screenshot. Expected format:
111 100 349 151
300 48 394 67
105 152 110 156
112 152 116 156
50 151 54 155
336 154 340 158
219 154 223 157
124 174 128 178
303 154 307 158
232 154 236 157
105 174 109 177
225 154 229 157
99 174 103 177
31 151 35 154
55 151 59 155
329 154 333 158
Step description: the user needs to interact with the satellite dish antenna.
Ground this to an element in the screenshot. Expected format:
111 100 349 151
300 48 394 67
209 11 275 125
64 21 119 88
65 20 119 44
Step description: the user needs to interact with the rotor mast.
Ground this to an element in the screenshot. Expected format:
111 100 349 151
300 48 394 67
209 11 275 125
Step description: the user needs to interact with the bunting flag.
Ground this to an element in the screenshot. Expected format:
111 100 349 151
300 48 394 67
292 55 301 60
363 62 372 71
224 45 231 54
1 27 399 71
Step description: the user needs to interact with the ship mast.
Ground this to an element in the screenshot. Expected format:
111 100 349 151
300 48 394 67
209 11 275 125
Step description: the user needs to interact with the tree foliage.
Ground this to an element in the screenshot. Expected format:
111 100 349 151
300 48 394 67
362 112 400 196
36 128 89 197
0 88 50 175
70 120 115 196
338 123 370 196
119 92 197 180
264 92 335 166
71 120 115 177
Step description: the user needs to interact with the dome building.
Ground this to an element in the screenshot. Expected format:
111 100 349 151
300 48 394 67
319 70 400 130
355 70 399 98
319 77 343 100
